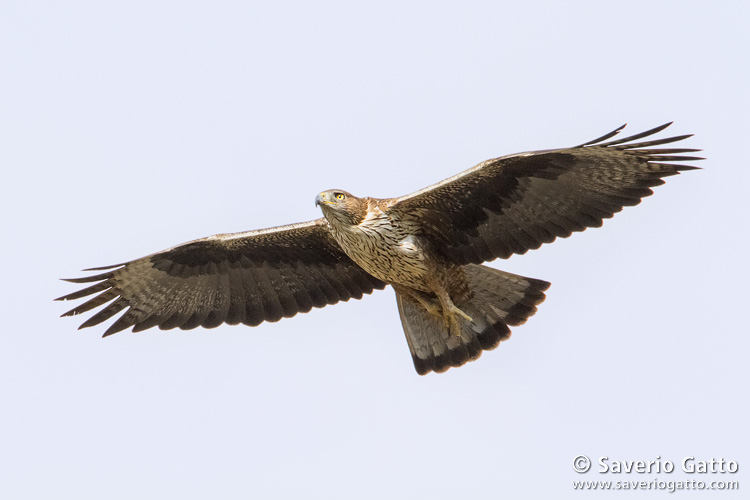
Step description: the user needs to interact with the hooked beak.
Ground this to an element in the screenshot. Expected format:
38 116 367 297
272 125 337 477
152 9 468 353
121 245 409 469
315 192 327 207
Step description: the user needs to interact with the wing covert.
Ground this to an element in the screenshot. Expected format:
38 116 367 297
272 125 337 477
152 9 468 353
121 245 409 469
57 218 386 336
389 123 701 264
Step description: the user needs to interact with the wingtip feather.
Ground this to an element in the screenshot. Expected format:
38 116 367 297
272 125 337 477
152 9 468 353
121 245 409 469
61 273 114 284
578 123 627 147
83 263 126 272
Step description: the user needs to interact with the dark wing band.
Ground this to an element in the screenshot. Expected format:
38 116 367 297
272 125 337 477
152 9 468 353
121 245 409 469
57 218 386 336
390 123 701 265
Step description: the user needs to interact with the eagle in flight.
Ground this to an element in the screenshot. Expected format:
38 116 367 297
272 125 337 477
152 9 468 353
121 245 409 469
58 123 700 375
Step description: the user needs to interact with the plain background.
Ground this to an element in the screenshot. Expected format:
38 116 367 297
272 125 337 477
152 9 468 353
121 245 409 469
2 1 747 498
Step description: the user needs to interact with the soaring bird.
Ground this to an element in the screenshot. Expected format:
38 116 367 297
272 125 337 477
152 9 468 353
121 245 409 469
57 123 701 375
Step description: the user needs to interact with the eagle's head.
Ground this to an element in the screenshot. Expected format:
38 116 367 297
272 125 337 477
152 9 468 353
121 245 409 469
315 190 367 226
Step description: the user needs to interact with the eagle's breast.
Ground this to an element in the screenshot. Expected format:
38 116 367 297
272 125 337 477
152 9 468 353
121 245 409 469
330 204 430 290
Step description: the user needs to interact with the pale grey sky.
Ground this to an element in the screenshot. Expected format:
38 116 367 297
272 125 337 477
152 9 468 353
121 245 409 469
1 1 747 498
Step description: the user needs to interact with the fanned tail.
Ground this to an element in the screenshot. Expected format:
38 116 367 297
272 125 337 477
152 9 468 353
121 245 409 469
396 264 550 375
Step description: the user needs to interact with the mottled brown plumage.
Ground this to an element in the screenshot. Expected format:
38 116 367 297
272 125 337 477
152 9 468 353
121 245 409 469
58 123 701 375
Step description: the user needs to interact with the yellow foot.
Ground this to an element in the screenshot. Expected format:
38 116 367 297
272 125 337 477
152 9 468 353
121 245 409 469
447 304 473 323
449 316 462 337
443 305 473 337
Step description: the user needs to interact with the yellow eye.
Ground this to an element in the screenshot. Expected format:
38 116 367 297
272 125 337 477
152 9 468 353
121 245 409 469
335 193 345 200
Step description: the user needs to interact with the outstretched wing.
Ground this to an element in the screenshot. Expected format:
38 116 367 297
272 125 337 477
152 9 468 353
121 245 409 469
57 218 386 336
389 123 702 265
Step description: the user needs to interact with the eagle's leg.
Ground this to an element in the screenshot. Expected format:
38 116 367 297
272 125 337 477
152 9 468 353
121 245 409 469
411 292 443 318
392 285 443 318
426 279 473 336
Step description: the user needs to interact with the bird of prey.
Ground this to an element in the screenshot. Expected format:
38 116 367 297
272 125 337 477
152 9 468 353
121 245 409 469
57 123 701 375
